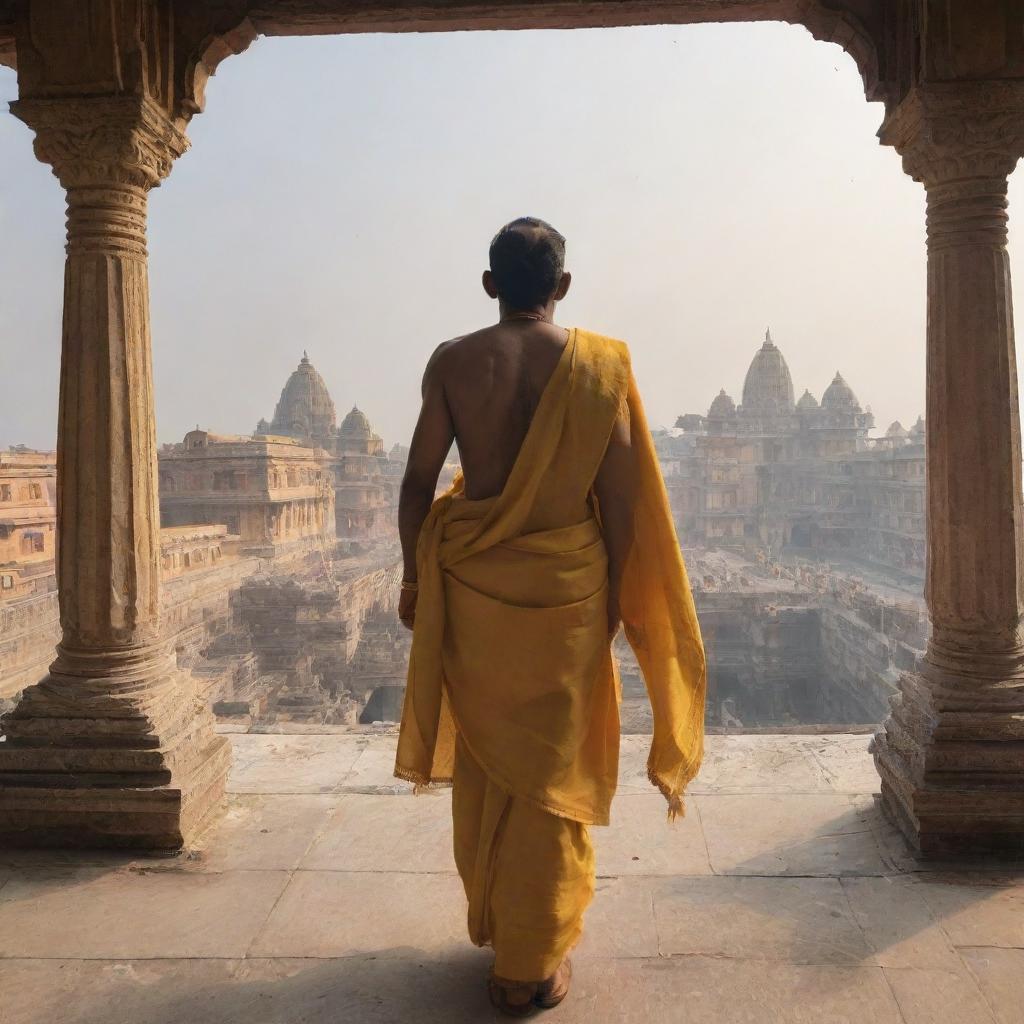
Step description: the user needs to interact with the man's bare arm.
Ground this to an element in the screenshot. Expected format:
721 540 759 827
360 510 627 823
593 404 636 638
399 343 457 587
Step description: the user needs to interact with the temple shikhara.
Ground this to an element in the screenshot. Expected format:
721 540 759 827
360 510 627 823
663 330 926 573
256 353 396 542
2 352 412 744
1 3 1023 1021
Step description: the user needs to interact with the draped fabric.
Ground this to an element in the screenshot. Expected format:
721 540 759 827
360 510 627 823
452 734 595 982
395 326 707 822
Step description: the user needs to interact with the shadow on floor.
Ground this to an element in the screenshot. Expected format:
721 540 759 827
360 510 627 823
716 794 1024 969
52 950 500 1024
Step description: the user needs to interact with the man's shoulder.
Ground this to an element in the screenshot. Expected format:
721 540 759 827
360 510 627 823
574 327 631 371
423 333 470 379
430 326 496 363
423 328 498 392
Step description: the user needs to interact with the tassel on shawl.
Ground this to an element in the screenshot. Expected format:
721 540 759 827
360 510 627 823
648 765 689 822
666 793 686 822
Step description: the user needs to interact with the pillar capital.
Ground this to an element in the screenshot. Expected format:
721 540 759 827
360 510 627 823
10 95 189 191
880 81 1024 187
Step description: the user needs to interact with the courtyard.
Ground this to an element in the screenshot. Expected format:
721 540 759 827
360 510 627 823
2 728 1021 1024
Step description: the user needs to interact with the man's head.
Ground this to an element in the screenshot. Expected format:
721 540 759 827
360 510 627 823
483 217 571 312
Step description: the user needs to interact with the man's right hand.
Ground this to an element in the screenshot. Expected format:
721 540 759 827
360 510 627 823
607 596 622 642
399 588 418 631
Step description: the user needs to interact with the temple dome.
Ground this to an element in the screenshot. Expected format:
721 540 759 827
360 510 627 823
821 372 861 412
886 420 909 438
910 415 925 438
708 389 737 418
741 330 795 415
796 389 819 412
267 352 336 441
338 405 385 457
340 405 373 438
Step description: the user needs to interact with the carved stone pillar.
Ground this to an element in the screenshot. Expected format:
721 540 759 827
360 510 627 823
873 83 1024 857
0 96 231 849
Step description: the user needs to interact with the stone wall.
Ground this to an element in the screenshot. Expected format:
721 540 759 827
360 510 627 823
818 580 927 723
0 589 59 701
162 548 263 696
618 550 928 734
213 557 408 727
0 540 262 706
0 517 404 728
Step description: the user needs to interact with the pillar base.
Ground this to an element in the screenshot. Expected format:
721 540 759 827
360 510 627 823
0 663 231 850
872 669 1024 858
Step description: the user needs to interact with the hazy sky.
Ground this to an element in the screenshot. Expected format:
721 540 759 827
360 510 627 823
3 22 1023 451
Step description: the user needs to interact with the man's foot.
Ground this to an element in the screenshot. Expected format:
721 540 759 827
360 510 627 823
487 958 573 1016
487 973 538 1018
535 959 572 1009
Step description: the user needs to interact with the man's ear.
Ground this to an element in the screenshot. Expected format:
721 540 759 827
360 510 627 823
482 270 499 299
554 271 572 302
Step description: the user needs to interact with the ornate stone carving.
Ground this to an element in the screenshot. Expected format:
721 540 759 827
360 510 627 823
880 82 1024 186
0 85 230 850
182 15 259 117
10 95 189 190
873 79 1024 858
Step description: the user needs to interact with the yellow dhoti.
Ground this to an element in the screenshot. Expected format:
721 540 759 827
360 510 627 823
396 327 706 979
453 735 595 981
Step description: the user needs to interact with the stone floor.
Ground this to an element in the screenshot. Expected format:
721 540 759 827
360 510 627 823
1 730 1022 1023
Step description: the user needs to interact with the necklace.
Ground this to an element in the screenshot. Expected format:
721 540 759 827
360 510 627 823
501 312 550 324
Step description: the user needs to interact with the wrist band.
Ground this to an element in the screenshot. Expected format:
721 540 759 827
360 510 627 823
401 579 419 592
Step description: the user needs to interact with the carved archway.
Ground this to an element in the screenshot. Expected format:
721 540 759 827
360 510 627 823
177 0 896 130
0 2 905 131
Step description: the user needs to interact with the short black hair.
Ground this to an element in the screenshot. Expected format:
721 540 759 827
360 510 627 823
488 217 566 309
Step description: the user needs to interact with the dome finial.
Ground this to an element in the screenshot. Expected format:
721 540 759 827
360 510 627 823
764 327 774 349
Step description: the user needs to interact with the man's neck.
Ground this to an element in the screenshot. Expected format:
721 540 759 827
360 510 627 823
498 300 558 323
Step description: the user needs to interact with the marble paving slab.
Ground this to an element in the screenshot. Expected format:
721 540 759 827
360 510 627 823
3 732 1022 1024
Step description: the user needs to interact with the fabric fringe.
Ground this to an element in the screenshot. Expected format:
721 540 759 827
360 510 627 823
394 765 453 792
666 793 685 823
647 765 691 823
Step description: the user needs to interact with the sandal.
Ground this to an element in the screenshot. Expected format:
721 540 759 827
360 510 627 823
535 958 572 1009
488 968 539 1018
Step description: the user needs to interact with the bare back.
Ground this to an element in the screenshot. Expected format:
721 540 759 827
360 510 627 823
435 322 570 501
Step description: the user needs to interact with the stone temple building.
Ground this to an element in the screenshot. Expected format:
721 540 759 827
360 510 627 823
257 351 337 448
257 353 397 543
159 429 336 559
333 405 392 541
0 447 56 603
665 331 926 576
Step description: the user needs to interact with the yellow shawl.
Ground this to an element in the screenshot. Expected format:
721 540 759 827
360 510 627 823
395 328 706 823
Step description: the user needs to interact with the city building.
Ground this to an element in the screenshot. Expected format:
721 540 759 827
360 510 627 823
334 406 392 541
158 430 336 559
258 354 399 542
669 331 925 576
0 447 56 603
